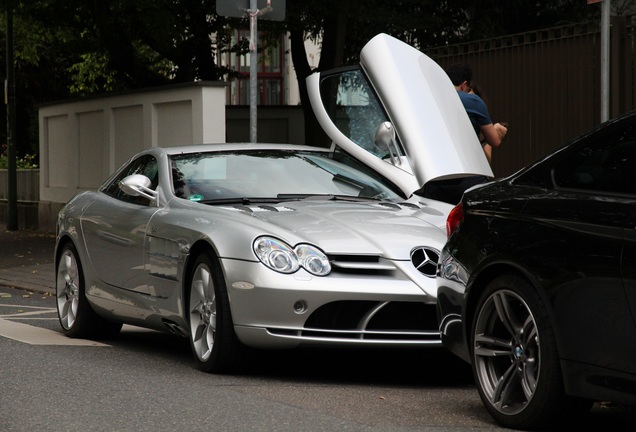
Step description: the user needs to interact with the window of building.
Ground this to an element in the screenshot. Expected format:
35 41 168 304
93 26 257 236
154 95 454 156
225 30 284 106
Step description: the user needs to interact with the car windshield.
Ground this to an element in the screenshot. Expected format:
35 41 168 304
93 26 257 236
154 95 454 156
170 149 404 203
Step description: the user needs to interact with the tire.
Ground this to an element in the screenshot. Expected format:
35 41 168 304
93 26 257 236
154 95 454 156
56 242 122 339
471 274 590 430
187 251 243 373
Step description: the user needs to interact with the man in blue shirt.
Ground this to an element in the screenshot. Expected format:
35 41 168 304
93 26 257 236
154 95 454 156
458 91 492 135
446 64 507 162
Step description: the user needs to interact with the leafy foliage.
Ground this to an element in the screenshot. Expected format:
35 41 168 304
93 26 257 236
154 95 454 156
0 152 37 169
0 0 607 151
263 0 599 145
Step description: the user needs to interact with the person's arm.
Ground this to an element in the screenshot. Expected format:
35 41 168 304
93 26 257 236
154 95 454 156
482 143 492 164
480 122 507 148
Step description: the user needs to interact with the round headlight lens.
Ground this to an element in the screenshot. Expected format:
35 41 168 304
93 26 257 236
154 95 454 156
296 244 331 276
268 249 297 272
253 237 299 273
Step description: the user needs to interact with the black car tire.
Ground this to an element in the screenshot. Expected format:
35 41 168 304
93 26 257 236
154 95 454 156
187 250 243 373
56 242 122 339
471 274 590 430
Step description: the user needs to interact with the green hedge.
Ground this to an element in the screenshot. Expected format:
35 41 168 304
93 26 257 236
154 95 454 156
0 154 38 169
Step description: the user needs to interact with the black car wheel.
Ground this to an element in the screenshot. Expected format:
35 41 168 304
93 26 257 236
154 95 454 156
56 242 122 339
187 251 242 373
471 274 590 430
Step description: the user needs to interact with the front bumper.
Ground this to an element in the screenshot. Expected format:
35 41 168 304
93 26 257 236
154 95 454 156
222 258 441 349
436 251 472 363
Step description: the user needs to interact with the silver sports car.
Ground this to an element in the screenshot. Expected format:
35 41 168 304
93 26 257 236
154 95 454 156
55 34 492 373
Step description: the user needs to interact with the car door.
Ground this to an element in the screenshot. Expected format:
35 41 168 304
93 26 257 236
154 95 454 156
624 213 636 343
306 33 493 196
80 154 160 294
526 115 636 374
605 120 636 345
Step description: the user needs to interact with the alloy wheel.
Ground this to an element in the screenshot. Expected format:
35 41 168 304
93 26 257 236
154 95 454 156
56 248 80 330
473 289 540 415
189 263 217 361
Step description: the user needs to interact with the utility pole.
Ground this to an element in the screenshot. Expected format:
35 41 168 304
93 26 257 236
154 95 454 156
600 0 610 122
246 0 274 143
589 0 611 122
249 0 259 143
6 5 18 230
215 0 285 142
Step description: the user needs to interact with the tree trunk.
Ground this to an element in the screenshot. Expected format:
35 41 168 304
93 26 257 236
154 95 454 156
290 29 327 147
290 6 347 148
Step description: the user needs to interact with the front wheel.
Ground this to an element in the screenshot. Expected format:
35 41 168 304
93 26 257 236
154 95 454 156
56 242 122 339
471 274 590 430
187 251 243 373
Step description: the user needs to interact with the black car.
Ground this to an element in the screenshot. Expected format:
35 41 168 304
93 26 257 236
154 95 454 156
436 110 636 430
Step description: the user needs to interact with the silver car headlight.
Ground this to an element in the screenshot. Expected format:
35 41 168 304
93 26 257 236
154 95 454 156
295 244 331 276
253 237 331 276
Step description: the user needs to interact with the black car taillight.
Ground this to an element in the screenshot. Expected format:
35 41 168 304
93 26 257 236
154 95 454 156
446 203 464 238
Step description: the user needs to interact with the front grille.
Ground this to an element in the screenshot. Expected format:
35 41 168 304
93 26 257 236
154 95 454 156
328 254 397 275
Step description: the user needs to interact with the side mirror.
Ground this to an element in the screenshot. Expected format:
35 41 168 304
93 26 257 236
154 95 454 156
374 121 401 166
119 174 157 201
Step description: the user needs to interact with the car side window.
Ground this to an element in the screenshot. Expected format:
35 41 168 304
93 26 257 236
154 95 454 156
103 155 159 206
319 68 405 158
552 122 636 195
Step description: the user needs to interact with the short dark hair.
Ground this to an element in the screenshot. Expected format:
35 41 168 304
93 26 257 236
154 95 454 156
445 63 472 87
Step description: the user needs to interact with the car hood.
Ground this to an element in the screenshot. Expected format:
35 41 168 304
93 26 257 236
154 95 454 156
307 33 493 193
217 199 447 260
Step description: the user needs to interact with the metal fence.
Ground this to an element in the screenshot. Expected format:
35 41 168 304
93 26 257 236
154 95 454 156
427 17 635 178
0 169 40 230
0 169 39 201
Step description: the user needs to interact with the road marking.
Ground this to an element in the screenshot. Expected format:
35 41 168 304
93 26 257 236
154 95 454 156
0 302 55 310
0 318 110 346
0 308 57 319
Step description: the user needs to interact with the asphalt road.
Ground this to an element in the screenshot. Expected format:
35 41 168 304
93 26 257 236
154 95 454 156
0 286 495 432
2 286 636 431
1 228 636 430
0 225 55 269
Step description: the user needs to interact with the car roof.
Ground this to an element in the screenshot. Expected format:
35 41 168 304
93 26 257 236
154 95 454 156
160 142 332 156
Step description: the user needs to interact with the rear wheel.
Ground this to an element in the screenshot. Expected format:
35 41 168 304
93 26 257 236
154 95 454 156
187 251 242 373
471 274 590 430
56 242 122 339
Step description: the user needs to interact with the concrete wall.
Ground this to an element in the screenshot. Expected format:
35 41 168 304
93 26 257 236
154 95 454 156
226 105 305 144
1 83 308 232
37 81 227 231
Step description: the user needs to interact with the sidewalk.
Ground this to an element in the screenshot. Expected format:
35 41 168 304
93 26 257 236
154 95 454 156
0 225 56 295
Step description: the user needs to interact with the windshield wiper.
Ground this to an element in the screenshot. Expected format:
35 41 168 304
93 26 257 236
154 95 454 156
199 197 283 205
198 194 383 206
276 193 382 202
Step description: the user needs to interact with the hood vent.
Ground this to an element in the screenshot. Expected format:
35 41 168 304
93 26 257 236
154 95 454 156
229 205 295 213
376 201 423 211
